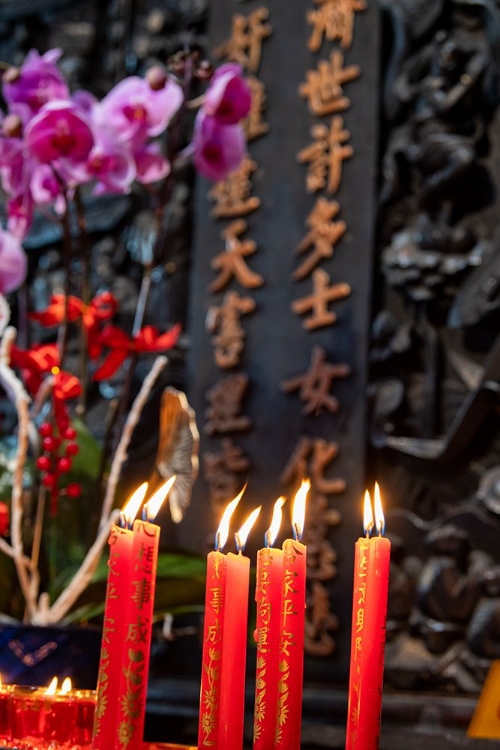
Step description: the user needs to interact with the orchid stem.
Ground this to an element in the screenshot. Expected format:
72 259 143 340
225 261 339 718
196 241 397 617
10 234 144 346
74 188 91 415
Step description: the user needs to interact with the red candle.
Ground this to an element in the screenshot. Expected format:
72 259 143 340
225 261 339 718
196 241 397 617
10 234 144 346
198 548 227 749
115 477 175 750
92 483 147 750
198 489 261 750
253 497 285 750
346 483 391 750
275 479 310 750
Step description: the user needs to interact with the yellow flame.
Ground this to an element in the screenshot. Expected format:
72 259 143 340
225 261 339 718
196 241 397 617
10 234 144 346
374 482 385 535
363 490 374 536
235 506 261 551
60 677 72 694
292 479 310 540
144 476 176 522
46 677 58 695
121 482 148 526
265 496 286 547
216 485 246 551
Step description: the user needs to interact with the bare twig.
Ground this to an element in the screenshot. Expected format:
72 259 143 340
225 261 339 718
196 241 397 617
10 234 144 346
99 355 168 529
0 327 37 620
38 508 120 625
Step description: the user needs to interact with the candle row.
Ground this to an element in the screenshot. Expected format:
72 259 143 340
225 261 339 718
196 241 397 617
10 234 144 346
0 678 96 749
94 478 390 750
198 479 310 750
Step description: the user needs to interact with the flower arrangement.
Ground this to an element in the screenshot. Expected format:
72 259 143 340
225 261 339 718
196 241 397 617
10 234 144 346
0 47 251 625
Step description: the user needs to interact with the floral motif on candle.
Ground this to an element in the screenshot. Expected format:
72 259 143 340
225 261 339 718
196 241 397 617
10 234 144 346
253 497 285 748
275 480 309 750
199 550 227 747
117 520 158 749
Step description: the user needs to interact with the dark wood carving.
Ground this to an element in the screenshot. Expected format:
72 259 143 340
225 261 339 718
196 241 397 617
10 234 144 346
373 0 500 693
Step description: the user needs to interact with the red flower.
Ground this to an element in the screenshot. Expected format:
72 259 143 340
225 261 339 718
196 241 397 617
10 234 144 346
0 502 9 536
93 323 181 381
29 292 117 358
9 343 81 401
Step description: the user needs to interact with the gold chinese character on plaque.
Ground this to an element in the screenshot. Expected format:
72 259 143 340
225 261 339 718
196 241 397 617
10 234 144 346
206 289 256 369
208 219 264 293
297 116 353 194
307 0 367 52
293 197 347 281
204 373 252 435
291 268 351 330
299 50 361 117
242 76 270 141
213 7 272 74
281 346 350 414
208 158 261 220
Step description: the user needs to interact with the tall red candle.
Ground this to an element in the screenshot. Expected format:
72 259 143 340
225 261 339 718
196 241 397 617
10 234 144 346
275 479 310 750
198 549 227 749
93 483 146 750
346 484 391 750
198 490 260 750
253 497 285 750
115 477 175 750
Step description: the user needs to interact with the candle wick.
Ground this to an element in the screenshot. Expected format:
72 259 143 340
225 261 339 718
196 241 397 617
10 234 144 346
119 512 126 528
235 532 243 553
264 531 270 548
293 522 301 543
215 531 221 552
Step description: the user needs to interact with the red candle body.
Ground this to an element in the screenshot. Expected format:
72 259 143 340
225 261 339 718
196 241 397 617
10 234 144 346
218 551 251 750
93 525 134 750
275 538 307 750
198 550 227 750
346 536 391 750
346 537 370 750
115 519 160 750
253 545 283 750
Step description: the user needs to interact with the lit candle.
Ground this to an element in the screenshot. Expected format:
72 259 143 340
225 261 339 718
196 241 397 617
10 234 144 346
346 483 391 750
43 676 78 746
115 476 176 750
198 489 261 750
275 479 310 750
92 483 147 750
253 496 286 750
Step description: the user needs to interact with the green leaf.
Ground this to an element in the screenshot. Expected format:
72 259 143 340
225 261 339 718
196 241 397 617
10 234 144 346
68 418 103 481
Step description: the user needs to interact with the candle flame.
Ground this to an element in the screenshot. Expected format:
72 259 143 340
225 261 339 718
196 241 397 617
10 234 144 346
265 496 286 547
363 490 374 536
374 482 385 535
292 479 310 541
216 484 246 551
60 677 72 694
144 476 176 522
46 677 58 695
235 506 261 552
121 482 148 527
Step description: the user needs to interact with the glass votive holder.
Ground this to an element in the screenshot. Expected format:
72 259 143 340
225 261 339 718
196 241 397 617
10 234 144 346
0 684 12 744
40 691 78 747
71 689 96 749
8 685 45 749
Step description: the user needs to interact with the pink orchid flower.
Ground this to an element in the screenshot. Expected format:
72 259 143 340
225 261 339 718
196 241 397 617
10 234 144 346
133 142 170 184
2 48 69 123
86 127 137 195
192 111 246 181
96 75 183 147
0 225 27 293
25 101 94 165
203 63 251 125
